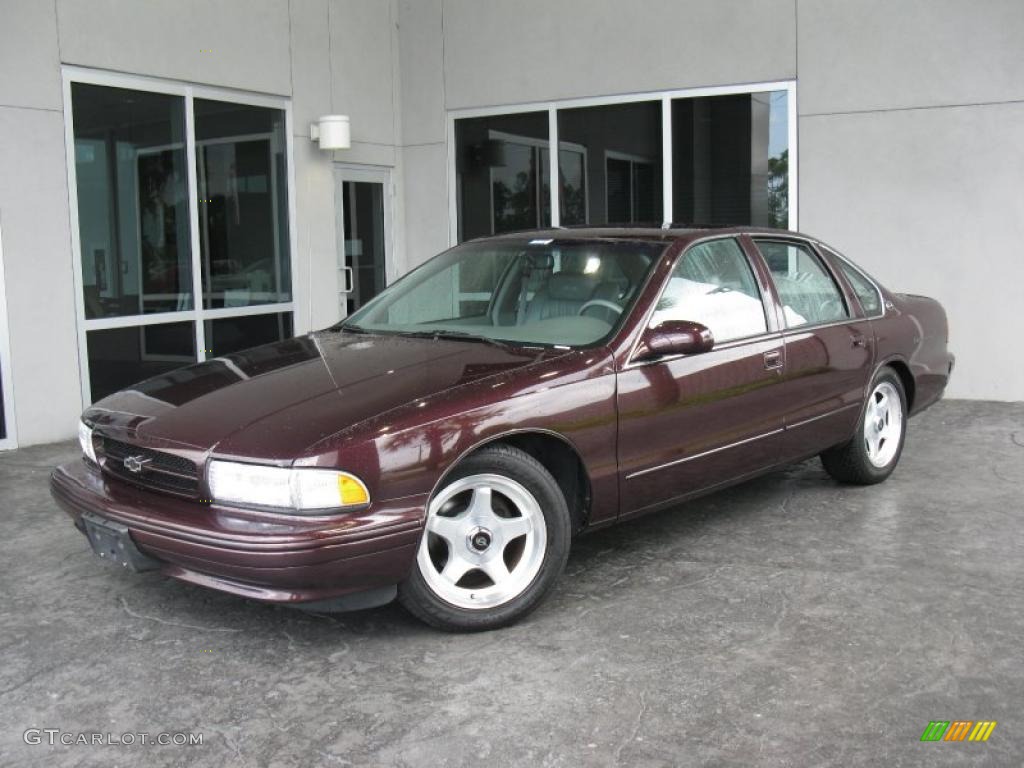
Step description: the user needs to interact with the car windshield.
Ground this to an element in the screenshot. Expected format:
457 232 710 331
343 238 665 347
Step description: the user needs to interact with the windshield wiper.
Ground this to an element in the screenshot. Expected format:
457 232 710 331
397 329 520 351
330 322 368 334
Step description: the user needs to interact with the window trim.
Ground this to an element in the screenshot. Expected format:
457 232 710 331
61 66 299 407
751 236 854 332
446 80 798 245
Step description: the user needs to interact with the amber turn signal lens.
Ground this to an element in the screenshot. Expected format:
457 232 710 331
338 474 370 506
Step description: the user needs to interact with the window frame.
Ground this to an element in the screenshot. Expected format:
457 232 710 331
751 236 856 332
625 234 780 368
62 66 299 407
447 80 798 245
650 236 771 343
817 243 887 320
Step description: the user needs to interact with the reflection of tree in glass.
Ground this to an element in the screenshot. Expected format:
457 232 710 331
493 170 534 233
561 182 586 225
768 149 788 229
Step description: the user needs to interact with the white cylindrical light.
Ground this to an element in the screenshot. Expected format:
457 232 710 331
312 114 351 150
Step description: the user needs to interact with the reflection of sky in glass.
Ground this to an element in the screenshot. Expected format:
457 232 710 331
769 90 788 159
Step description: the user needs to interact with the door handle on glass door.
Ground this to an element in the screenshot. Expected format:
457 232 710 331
763 350 783 371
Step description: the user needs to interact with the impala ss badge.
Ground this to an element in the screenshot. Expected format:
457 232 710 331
123 455 152 474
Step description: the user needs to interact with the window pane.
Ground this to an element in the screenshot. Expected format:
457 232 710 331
454 112 550 242
672 90 788 228
757 241 849 328
204 312 293 357
836 259 883 315
87 322 197 402
194 99 292 309
558 101 662 225
71 84 193 318
341 181 387 315
652 239 767 343
349 240 662 347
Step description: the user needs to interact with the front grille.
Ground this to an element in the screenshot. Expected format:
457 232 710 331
98 435 200 498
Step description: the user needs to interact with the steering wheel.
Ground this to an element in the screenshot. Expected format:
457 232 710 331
818 297 843 320
578 299 624 320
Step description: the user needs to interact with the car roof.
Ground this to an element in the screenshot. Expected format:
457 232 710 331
478 225 810 245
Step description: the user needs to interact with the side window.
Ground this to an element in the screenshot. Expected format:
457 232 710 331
756 240 850 328
651 238 767 343
836 259 883 316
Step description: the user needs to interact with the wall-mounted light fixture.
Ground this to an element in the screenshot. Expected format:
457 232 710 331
310 115 351 150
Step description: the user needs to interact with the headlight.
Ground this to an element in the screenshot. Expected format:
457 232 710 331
207 460 370 513
78 421 97 464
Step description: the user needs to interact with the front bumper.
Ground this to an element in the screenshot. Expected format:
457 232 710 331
51 460 425 607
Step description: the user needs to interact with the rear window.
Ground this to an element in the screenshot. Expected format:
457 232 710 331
833 256 883 316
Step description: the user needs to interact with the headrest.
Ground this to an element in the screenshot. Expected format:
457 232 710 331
547 273 597 301
526 253 554 270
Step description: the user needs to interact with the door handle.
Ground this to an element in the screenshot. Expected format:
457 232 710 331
851 333 868 348
763 349 783 371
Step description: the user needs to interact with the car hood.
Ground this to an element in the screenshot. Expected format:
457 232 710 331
85 331 563 461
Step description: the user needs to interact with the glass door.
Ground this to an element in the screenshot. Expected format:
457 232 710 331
334 166 392 317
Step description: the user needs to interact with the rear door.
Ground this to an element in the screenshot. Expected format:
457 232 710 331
751 238 874 459
616 236 789 517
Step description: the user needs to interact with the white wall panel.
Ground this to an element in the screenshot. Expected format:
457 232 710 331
0 0 62 110
442 0 796 109
800 103 1024 400
400 143 449 271
799 0 1024 116
398 0 446 146
330 0 399 146
0 107 82 444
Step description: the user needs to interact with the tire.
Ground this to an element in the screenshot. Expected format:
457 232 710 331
821 366 908 485
398 444 571 631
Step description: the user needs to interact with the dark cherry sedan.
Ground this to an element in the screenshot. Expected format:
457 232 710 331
52 228 954 630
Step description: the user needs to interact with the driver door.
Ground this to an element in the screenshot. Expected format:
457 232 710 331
616 236 789 517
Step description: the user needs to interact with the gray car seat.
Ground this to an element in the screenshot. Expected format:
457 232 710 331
524 273 599 323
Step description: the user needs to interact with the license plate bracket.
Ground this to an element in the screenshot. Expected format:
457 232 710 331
81 512 160 572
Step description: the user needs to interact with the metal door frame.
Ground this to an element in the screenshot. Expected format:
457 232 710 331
333 164 394 318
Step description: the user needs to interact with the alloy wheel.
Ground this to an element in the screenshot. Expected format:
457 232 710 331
864 380 903 468
418 474 547 610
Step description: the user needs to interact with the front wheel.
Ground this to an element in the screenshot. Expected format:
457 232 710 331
821 367 907 485
398 444 571 631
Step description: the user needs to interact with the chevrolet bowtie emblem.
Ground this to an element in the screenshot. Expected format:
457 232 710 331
123 455 152 474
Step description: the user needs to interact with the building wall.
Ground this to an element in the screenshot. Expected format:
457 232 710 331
797 0 1024 402
0 0 403 445
0 0 1020 448
397 0 1024 401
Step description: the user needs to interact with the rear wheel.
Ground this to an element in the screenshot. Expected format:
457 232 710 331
821 367 907 485
399 444 571 631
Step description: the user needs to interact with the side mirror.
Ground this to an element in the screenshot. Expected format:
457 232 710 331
634 320 714 361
